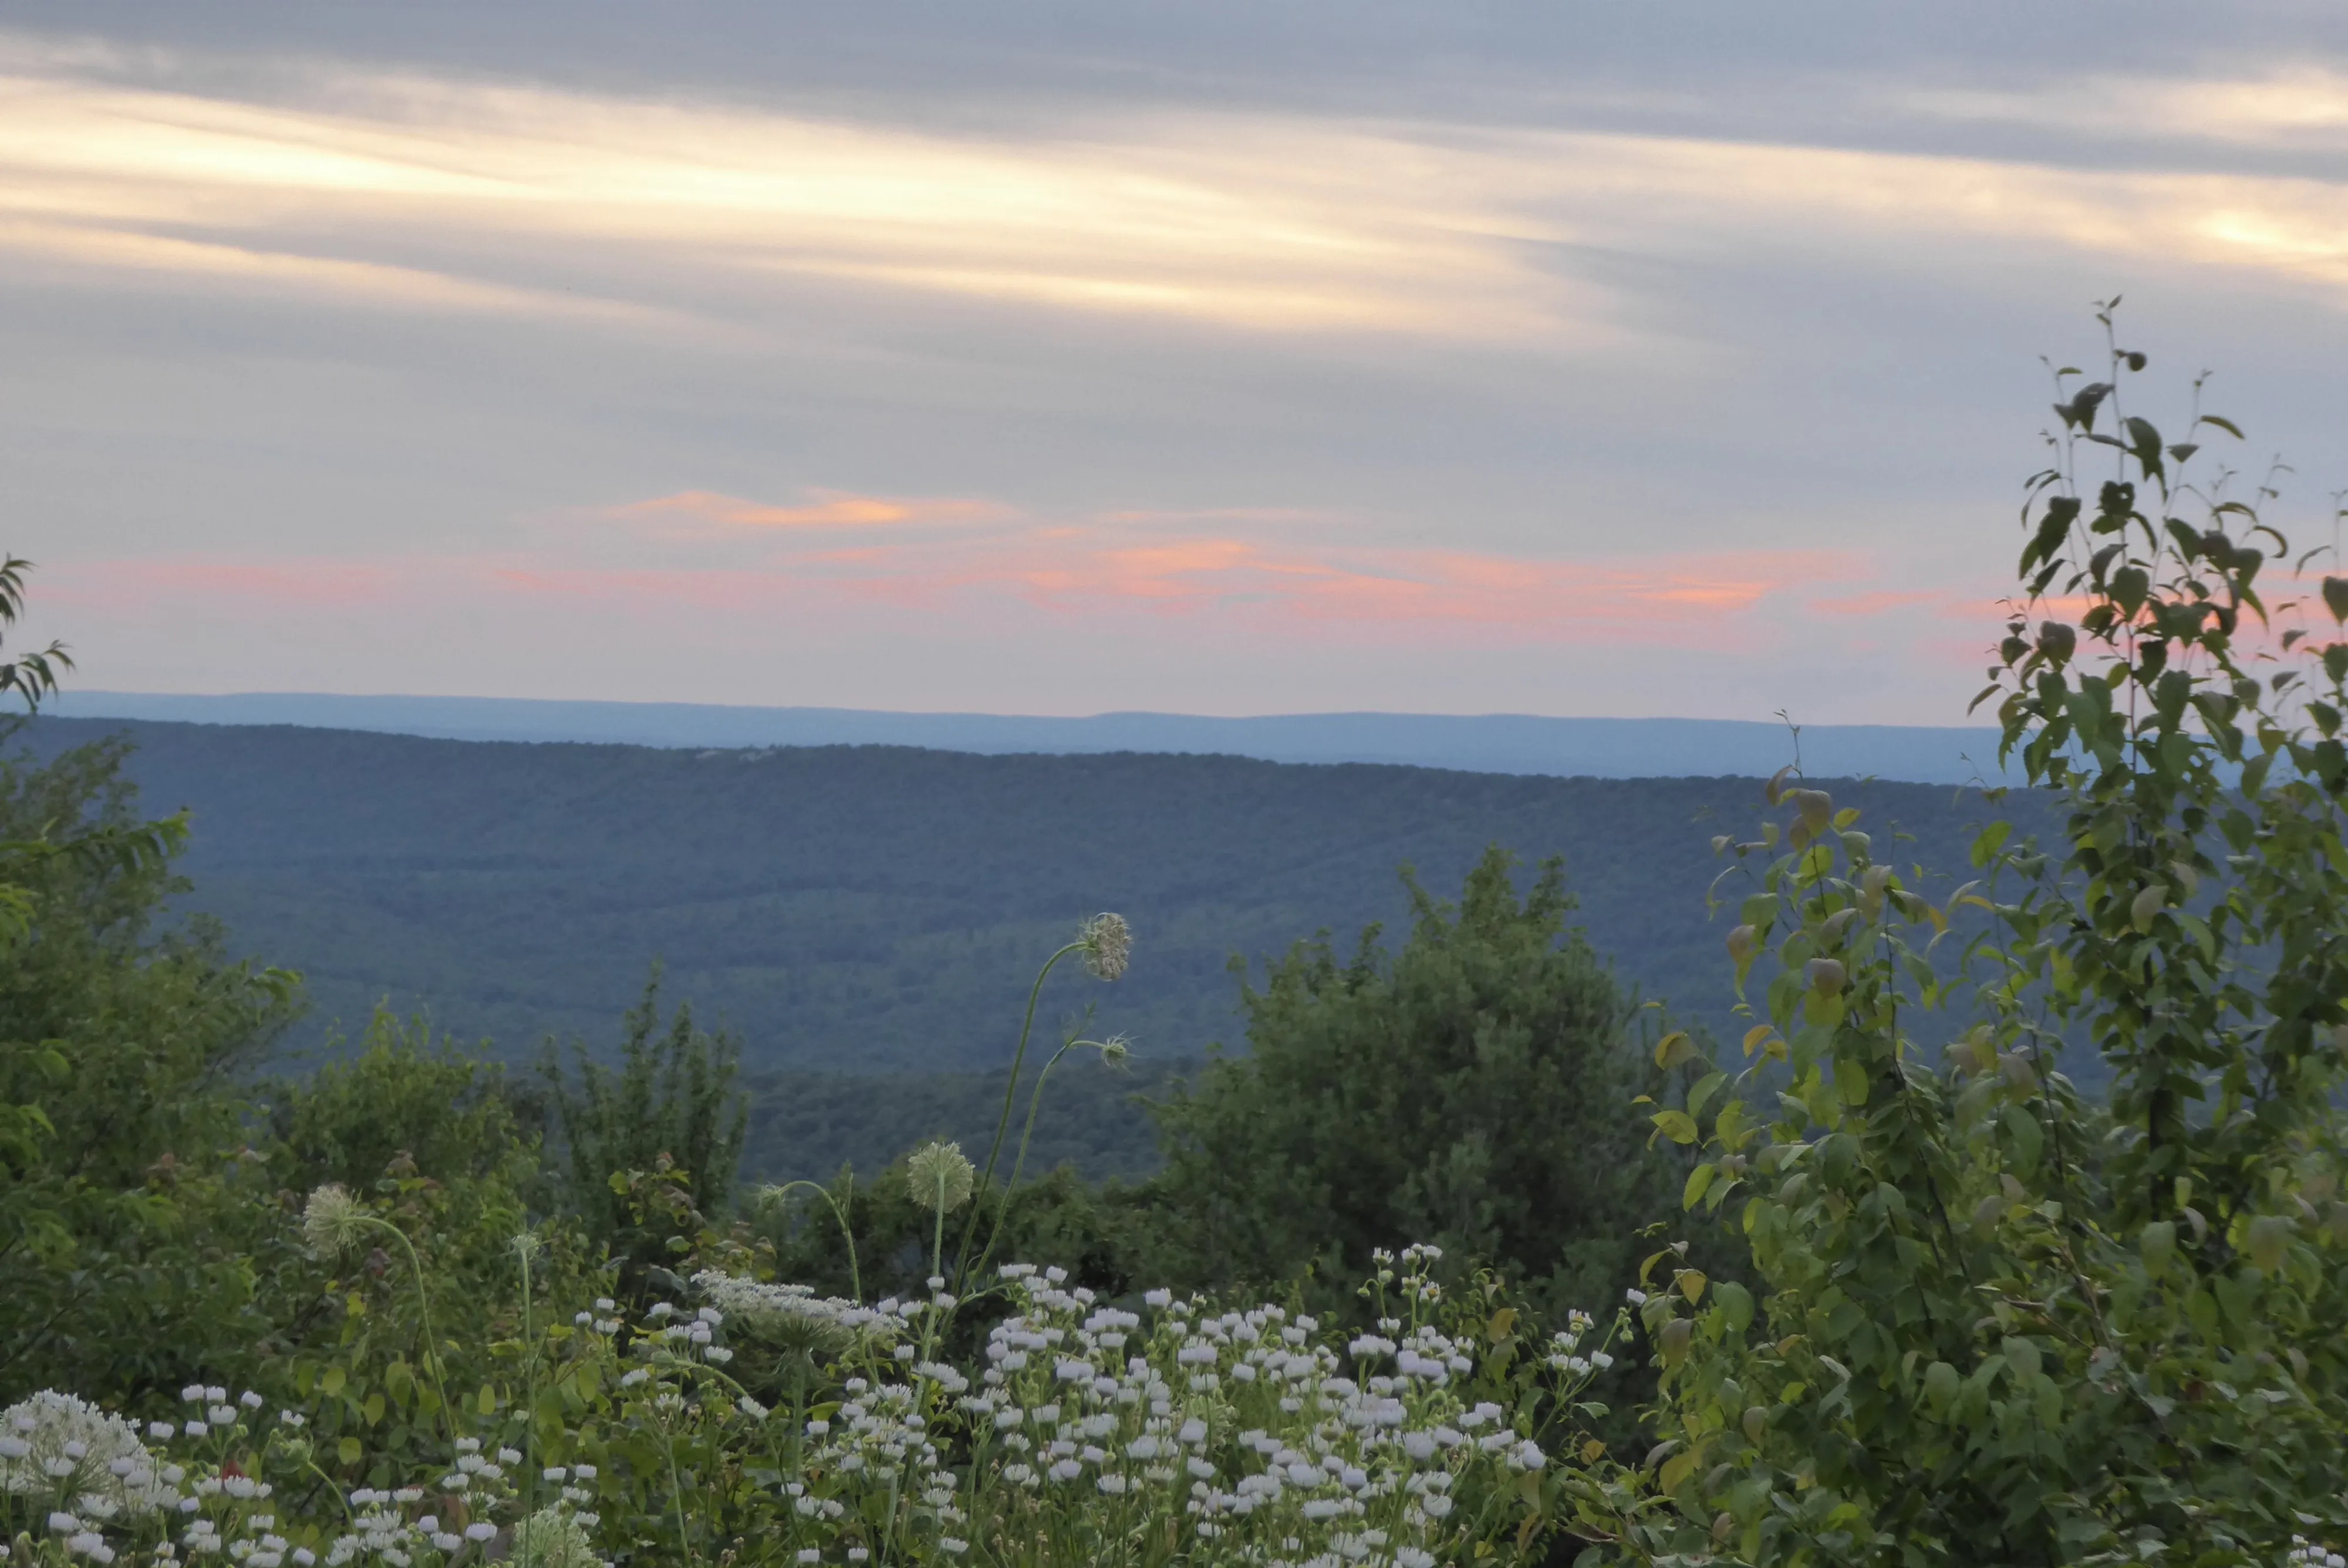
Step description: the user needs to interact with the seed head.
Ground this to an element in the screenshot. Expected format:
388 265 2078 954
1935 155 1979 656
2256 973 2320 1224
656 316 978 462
301 1185 370 1257
1081 913 1132 981
508 1508 599 1568
906 1141 976 1215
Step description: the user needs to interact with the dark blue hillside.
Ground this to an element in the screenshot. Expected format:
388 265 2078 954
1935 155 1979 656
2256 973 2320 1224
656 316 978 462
19 717 2050 1076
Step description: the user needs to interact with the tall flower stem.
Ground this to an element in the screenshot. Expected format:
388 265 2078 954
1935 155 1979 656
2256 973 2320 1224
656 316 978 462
969 1036 1118 1285
763 1178 863 1304
515 1233 540 1524
953 940 1084 1287
359 1216 454 1451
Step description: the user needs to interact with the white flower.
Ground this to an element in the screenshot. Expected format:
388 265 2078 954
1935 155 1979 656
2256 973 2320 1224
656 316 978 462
907 1142 976 1215
0 1393 173 1516
301 1187 370 1256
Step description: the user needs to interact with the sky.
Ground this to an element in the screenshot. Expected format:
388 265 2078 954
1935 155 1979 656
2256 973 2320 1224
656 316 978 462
6 2 2347 724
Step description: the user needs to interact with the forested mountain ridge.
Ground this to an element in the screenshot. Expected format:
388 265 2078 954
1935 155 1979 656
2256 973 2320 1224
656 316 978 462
53 691 2013 783
18 716 2050 1080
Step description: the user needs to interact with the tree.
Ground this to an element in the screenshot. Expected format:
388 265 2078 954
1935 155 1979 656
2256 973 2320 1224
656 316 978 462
539 967 748 1290
1148 846 1679 1317
1619 309 2348 1566
0 561 301 1405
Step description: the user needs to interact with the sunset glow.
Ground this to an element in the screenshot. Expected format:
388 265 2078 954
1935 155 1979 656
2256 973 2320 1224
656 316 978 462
9 12 2346 720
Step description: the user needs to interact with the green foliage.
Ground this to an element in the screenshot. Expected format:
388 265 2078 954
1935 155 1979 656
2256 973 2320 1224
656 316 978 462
0 725 301 1407
540 969 748 1289
269 1008 548 1194
1623 310 2348 1566
1149 847 1681 1319
739 1054 1181 1184
758 1159 1150 1313
0 554 72 717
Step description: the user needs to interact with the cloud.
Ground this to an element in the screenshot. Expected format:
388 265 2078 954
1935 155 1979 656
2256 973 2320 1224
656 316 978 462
608 489 1014 533
8 40 2348 351
1894 68 2348 154
99 524 1858 653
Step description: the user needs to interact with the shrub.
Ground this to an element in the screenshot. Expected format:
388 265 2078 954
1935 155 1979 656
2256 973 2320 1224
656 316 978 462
1148 847 1679 1320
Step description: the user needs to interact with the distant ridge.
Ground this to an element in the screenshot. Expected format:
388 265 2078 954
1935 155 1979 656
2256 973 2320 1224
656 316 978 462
53 691 2013 785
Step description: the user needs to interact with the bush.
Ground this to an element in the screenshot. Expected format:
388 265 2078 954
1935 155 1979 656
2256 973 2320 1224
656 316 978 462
1146 846 1681 1320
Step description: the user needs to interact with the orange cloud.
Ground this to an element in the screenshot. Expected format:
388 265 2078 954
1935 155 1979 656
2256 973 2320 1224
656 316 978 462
844 532 1858 641
608 489 1014 532
49 536 1868 651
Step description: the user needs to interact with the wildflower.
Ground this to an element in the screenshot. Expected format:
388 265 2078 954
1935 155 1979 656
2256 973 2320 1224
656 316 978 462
1 1393 173 1516
1081 913 1132 981
908 1141 976 1214
301 1187 371 1256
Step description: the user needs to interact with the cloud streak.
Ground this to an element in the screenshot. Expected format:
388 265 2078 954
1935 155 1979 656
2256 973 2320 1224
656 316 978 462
6 42 2348 349
608 490 1013 532
53 529 1870 652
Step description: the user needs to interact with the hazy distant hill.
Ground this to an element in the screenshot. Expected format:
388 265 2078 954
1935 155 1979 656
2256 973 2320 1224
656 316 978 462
53 691 2016 785
21 717 2046 1088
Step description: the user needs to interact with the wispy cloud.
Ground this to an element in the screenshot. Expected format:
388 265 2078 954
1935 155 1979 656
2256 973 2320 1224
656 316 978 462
67 529 1864 651
607 489 1013 533
8 41 2348 348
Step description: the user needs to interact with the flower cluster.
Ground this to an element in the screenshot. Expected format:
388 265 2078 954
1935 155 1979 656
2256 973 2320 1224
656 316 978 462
0 1386 606 1568
2 1243 1612 1568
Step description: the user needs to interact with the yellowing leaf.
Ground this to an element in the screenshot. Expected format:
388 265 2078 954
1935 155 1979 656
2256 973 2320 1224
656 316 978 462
2245 1214 2292 1273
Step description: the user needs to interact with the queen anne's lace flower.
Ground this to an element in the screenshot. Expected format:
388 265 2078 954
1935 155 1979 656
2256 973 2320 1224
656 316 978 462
1080 913 1132 981
0 1393 174 1517
906 1141 976 1215
299 1185 370 1257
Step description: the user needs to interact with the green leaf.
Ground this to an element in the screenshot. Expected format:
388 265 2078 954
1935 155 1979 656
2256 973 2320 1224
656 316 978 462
2245 1214 2291 1273
1924 1359 1959 1413
1687 1070 1729 1122
2003 1103 2044 1171
1714 1279 1754 1333
1651 1109 1699 1145
1684 1162 1716 1210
